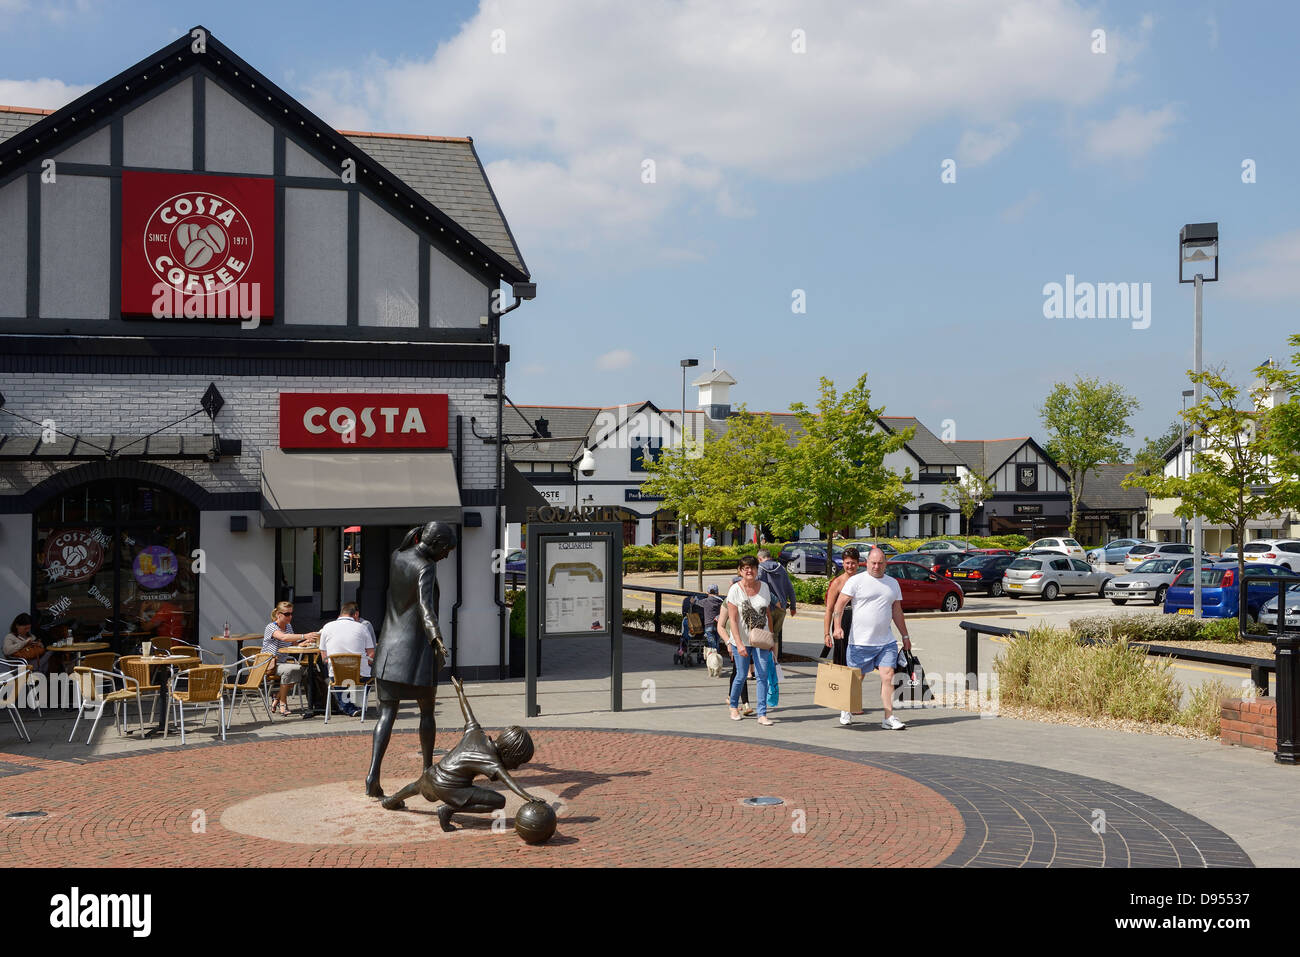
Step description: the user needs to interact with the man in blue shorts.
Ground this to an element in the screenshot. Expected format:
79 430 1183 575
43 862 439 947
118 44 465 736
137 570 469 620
831 547 910 730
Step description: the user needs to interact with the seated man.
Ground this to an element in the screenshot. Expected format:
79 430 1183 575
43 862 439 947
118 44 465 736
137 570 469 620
382 676 538 831
318 601 375 716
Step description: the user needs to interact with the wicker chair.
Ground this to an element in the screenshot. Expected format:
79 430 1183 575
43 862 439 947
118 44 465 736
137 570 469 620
117 656 164 725
69 666 143 743
322 653 373 723
1 664 31 742
80 652 119 672
222 653 275 728
167 665 227 744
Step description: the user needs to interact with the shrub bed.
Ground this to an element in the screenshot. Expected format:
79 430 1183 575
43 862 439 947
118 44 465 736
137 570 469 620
1070 612 1268 644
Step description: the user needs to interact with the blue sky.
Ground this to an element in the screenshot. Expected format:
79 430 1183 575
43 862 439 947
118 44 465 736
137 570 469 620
3 0 1298 456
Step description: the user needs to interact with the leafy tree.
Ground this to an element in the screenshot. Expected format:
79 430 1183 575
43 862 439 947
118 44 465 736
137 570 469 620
944 469 994 539
1040 377 1139 538
639 431 715 592
1123 367 1283 626
1256 336 1300 510
706 403 793 544
770 374 914 582
1128 421 1184 539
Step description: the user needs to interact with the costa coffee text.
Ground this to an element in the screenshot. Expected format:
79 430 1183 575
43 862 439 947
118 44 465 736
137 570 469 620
279 393 449 450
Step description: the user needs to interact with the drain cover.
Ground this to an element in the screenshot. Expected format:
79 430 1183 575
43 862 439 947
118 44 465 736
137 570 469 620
741 797 784 807
5 811 47 819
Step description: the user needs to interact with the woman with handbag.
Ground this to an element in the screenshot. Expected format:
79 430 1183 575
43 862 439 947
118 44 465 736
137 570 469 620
726 556 776 726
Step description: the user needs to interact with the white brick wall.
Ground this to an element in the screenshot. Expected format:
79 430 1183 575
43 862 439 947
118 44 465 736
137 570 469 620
0 373 500 495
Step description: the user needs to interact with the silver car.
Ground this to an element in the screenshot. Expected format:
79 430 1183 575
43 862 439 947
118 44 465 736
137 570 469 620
1123 542 1217 570
1004 556 1114 601
916 540 970 553
1103 557 1194 606
1259 585 1300 628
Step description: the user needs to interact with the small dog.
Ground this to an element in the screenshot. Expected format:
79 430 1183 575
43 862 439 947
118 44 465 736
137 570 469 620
706 649 724 678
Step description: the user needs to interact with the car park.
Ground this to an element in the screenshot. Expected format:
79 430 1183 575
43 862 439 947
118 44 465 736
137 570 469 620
1259 584 1300 629
1123 542 1216 570
778 542 843 575
1239 539 1300 573
950 554 1016 597
884 561 965 612
1103 557 1193 606
1162 562 1289 619
1086 538 1145 565
1002 556 1114 600
844 541 898 557
895 551 971 579
1021 537 1086 559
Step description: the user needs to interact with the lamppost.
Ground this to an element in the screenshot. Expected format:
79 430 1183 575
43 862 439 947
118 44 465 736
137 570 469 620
678 358 699 589
1180 222 1219 618
1180 388 1194 543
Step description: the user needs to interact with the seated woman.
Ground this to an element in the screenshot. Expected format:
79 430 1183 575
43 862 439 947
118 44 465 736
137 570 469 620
3 613 55 675
261 601 320 716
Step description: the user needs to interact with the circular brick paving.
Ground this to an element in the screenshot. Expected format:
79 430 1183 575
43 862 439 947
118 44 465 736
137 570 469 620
0 729 1251 867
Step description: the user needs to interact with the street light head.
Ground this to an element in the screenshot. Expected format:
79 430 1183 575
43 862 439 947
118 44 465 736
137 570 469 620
1179 222 1219 283
680 358 699 368
1182 389 1195 398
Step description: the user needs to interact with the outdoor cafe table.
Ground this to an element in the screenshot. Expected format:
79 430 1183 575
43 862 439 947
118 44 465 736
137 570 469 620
278 645 324 715
133 655 201 736
210 633 262 664
52 641 110 666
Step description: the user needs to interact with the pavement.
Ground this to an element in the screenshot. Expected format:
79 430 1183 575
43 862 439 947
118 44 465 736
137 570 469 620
1 604 1295 867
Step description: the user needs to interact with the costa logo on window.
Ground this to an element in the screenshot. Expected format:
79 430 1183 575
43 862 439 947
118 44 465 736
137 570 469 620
279 394 449 450
121 171 274 319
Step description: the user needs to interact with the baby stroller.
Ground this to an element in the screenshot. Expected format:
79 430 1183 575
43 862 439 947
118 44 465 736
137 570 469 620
673 598 706 667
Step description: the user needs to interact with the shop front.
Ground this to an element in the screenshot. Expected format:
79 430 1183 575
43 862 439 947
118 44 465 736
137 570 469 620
0 28 533 677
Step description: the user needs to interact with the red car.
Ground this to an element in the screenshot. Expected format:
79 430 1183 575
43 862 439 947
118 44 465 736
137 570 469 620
968 547 1017 556
885 561 965 612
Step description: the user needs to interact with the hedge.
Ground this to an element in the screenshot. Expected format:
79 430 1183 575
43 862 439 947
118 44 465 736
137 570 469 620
1069 612 1268 644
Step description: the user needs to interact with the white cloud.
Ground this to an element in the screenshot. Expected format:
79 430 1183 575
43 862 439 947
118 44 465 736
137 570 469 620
300 0 1128 258
0 78 91 109
1082 104 1178 161
957 122 1021 167
1000 188 1042 223
596 349 636 370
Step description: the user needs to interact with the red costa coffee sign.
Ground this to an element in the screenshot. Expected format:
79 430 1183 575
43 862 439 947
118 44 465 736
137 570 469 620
44 528 107 584
121 171 275 318
279 394 449 450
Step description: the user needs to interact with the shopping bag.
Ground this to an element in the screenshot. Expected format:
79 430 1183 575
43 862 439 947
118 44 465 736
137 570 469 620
814 661 862 712
894 648 929 708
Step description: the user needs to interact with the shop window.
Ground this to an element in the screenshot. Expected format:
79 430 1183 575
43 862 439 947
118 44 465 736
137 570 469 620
34 479 198 650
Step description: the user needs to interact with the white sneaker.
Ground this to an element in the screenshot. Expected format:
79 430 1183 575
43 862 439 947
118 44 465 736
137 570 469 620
881 715 906 730
839 711 852 725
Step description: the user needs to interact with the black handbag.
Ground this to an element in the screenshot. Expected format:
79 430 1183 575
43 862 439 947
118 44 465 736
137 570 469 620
895 646 927 705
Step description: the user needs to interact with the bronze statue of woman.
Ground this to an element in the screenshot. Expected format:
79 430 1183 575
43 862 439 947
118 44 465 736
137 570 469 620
365 521 456 798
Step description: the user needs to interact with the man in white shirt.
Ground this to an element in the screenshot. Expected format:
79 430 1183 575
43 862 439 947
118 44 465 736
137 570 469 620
831 547 911 730
319 601 376 716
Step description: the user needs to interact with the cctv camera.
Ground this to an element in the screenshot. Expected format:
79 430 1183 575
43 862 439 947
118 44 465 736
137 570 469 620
577 447 596 477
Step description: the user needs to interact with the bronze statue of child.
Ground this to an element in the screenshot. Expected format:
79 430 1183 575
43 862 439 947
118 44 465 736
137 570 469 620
382 676 539 831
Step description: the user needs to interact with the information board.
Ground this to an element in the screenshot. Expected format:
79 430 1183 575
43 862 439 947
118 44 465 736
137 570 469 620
542 538 608 636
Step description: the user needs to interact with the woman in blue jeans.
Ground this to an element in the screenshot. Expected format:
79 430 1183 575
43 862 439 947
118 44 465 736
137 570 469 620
726 556 775 726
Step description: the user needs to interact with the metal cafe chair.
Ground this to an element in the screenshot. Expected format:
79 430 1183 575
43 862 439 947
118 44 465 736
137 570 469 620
1 664 31 742
166 665 227 744
0 656 40 718
68 666 144 744
322 653 373 724
222 653 275 728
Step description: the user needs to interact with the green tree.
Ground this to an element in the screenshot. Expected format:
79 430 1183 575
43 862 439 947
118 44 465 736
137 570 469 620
639 431 716 593
1123 368 1283 625
1128 421 1183 538
770 374 914 582
943 469 994 540
709 403 795 540
1257 336 1300 510
1040 377 1139 538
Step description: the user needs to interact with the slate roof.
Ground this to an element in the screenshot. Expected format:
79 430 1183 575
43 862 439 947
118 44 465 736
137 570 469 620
505 404 601 464
1080 464 1146 510
879 416 964 467
0 105 48 141
341 131 526 276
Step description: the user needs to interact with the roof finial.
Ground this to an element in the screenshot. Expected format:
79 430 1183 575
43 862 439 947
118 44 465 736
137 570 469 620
712 346 717 371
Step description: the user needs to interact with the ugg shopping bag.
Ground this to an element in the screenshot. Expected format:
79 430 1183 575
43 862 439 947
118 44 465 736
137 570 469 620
814 661 862 712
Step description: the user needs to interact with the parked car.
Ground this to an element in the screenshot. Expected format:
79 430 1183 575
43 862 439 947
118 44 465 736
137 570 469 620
1221 544 1240 561
778 542 843 575
1239 539 1300 573
1102 557 1194 606
884 561 964 612
895 551 972 578
844 541 898 557
1086 538 1146 565
1123 542 1216 570
1259 584 1300 629
1162 562 1291 619
1003 556 1114 600
950 554 1016 597
967 547 1017 556
505 549 527 574
915 540 971 553
1020 537 1086 559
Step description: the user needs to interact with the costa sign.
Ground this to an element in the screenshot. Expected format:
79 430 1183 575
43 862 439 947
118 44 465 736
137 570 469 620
44 528 108 584
121 171 274 318
279 393 449 450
